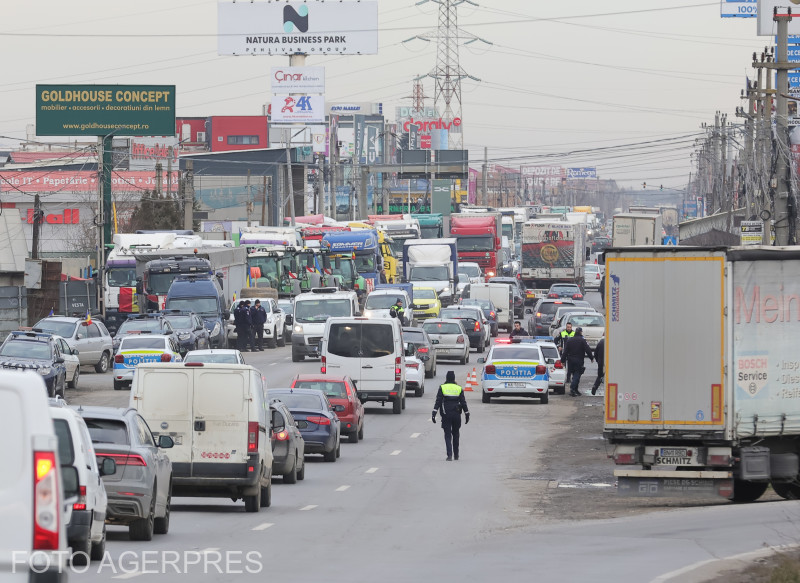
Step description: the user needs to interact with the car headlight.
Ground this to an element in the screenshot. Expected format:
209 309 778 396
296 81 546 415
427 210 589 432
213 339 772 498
178 333 191 340
211 322 221 337
294 324 304 334
363 310 374 318
37 367 52 376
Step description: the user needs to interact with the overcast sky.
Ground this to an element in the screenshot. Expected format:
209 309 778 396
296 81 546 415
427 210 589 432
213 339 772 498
0 0 768 189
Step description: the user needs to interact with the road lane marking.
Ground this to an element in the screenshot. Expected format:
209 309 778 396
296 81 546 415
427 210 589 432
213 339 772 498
336 485 351 492
300 504 318 511
365 467 378 473
410 433 421 438
390 450 402 456
252 522 274 531
201 548 220 553
269 362 277 366
113 573 142 580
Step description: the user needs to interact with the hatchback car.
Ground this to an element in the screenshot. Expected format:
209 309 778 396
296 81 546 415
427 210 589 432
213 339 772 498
183 348 246 365
113 335 183 391
584 263 602 290
402 327 437 378
527 298 577 337
479 338 550 404
290 374 364 443
53 336 81 389
439 306 490 352
269 399 306 483
160 310 210 354
459 297 500 337
34 316 114 373
547 283 584 300
421 319 470 365
113 314 176 352
76 406 174 541
0 330 68 397
269 388 341 461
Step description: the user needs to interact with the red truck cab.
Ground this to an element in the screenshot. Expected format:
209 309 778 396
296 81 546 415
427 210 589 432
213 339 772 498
449 213 502 278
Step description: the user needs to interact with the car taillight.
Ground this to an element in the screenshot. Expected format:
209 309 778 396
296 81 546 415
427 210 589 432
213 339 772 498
485 365 496 374
473 321 480 332
33 451 59 550
572 293 583 299
495 338 511 344
407 363 419 370
554 361 564 369
417 347 429 353
160 353 172 362
596 273 601 280
97 453 146 467
321 355 326 374
395 356 402 381
548 293 558 298
248 421 258 452
73 485 87 511
114 354 124 363
275 430 289 441
306 416 331 426
536 364 547 374
613 453 636 465
456 336 465 344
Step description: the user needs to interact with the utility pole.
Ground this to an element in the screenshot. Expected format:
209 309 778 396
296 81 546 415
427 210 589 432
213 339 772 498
183 160 194 231
166 145 173 205
284 128 295 226
246 170 252 227
481 146 487 206
31 194 41 260
773 10 794 245
155 163 162 197
261 176 268 227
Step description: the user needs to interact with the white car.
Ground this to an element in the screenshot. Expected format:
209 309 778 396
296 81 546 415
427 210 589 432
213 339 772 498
478 338 550 404
403 342 427 397
112 334 183 391
34 316 114 373
53 336 81 389
552 312 606 349
227 298 287 348
584 263 603 290
421 319 470 365
536 340 566 394
183 348 246 365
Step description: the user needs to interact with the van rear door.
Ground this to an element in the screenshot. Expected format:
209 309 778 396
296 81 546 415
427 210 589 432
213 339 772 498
357 322 397 393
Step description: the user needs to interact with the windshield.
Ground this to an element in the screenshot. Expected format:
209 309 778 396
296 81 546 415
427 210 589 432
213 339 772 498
459 264 481 278
413 289 437 300
107 267 137 287
35 320 77 338
293 381 347 398
353 253 377 273
365 295 402 310
163 315 193 329
461 299 490 310
410 266 449 281
569 314 605 327
184 353 239 364
502 224 514 240
551 285 580 294
422 321 462 335
419 224 440 239
270 392 324 410
248 256 281 283
389 240 405 256
147 272 179 295
0 340 50 359
294 299 352 323
541 345 560 361
455 235 493 252
277 301 293 315
120 338 166 350
323 256 356 280
166 297 218 315
492 347 540 361
118 319 164 334
403 330 425 342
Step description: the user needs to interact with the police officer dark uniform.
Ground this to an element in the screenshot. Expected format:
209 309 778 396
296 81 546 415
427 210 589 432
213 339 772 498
242 300 255 352
252 299 267 351
234 301 247 351
432 371 470 461
392 298 405 324
557 322 577 382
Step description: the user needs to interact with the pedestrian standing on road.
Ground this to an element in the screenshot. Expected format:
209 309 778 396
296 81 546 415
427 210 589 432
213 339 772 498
599 273 606 309
509 321 529 337
252 299 267 351
234 301 247 351
591 337 605 395
432 370 470 461
243 300 255 352
561 327 594 397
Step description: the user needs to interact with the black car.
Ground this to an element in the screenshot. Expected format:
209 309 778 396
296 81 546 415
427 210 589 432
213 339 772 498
487 277 525 318
0 330 68 397
459 298 500 337
113 314 176 351
269 399 306 484
402 326 437 378
527 298 577 337
547 283 584 300
439 305 489 353
160 310 210 354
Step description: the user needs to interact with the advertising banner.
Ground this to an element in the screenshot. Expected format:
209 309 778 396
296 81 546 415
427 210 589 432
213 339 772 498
218 1 379 55
567 167 597 179
271 95 325 123
0 170 179 193
522 165 565 187
129 136 179 171
720 0 756 18
330 102 382 115
271 66 325 94
740 220 764 245
36 84 176 137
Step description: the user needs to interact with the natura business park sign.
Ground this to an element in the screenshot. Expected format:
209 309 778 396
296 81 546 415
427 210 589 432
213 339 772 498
36 85 176 136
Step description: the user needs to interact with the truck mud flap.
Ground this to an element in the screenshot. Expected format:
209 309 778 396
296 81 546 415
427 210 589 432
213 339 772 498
615 470 733 499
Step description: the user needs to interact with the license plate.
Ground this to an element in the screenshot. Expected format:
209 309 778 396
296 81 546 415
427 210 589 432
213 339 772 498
506 382 526 388
655 448 691 465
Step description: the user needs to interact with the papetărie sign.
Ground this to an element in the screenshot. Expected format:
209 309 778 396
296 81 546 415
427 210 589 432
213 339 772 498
36 85 176 137
218 1 378 55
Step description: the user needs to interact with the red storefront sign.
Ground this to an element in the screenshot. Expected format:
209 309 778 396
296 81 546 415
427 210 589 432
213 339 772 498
26 209 80 224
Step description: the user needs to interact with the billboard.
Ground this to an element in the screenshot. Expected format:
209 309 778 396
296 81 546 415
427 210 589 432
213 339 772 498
271 95 325 123
567 167 597 179
36 85 176 137
757 0 800 35
218 1 379 56
721 0 757 18
330 102 382 115
522 165 565 187
271 66 325 94
129 136 179 171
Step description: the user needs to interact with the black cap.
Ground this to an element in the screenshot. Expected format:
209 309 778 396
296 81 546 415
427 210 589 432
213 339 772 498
576 326 583 334
445 371 456 383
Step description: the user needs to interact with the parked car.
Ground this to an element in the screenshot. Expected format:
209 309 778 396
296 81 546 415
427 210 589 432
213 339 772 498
183 348 246 365
34 316 113 373
403 343 428 397
527 298 577 337
479 338 550 404
269 388 341 462
269 399 306 483
439 305 490 352
402 327 437 378
227 297 287 348
487 276 526 318
584 263 603 290
76 406 174 541
552 311 605 349
113 335 183 391
459 297 500 337
160 310 210 354
277 299 294 343
53 336 81 389
290 374 364 443
1 371 71 581
547 283 584 300
0 330 68 398
113 314 176 352
421 319 470 365
50 399 112 564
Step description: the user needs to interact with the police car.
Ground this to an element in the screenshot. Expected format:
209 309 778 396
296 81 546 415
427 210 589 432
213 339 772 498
477 337 550 404
112 334 182 390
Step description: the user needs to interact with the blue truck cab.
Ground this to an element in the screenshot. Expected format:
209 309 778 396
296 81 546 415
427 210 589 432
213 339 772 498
322 230 383 295
165 274 228 348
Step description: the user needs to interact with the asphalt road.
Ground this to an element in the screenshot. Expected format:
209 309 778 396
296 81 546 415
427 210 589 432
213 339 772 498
63 290 800 582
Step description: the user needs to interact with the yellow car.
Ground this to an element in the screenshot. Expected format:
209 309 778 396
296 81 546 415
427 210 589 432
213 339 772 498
411 287 441 321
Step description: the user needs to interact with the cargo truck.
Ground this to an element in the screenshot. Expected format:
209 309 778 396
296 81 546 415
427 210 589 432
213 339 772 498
520 220 586 299
402 239 458 306
411 213 444 239
449 212 502 279
322 230 383 297
611 213 663 246
604 246 800 502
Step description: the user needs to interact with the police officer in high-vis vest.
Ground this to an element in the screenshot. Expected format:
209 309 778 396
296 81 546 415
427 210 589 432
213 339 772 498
432 371 470 461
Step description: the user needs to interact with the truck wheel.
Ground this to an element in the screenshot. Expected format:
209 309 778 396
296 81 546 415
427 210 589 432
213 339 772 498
244 482 262 512
772 482 800 500
276 330 286 347
731 479 768 503
392 397 402 414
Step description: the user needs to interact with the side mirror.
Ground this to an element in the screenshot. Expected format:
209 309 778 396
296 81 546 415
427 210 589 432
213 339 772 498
73 348 79 355
477 357 485 364
285 314 293 325
55 357 65 364
271 411 285 433
61 465 80 499
158 435 174 449
99 457 117 477
525 308 533 314
333 404 345 412
76 333 84 340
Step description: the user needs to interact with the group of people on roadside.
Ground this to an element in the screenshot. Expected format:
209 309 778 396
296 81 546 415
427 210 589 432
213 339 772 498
233 299 268 352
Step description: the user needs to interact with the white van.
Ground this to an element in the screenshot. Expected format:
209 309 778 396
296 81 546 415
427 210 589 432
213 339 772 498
129 362 274 512
466 282 513 331
0 371 69 581
321 317 406 414
50 400 113 565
